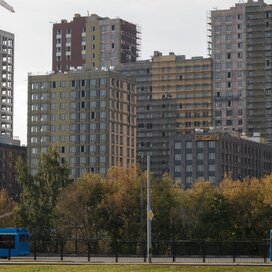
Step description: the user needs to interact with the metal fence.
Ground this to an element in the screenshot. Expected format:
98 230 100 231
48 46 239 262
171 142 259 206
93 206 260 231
23 239 270 263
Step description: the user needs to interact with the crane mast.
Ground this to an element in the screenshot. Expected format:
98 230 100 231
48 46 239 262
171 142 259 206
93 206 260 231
0 0 14 13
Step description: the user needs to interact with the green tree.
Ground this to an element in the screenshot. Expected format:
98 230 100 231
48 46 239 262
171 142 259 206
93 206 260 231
151 174 183 241
180 181 232 240
16 148 70 240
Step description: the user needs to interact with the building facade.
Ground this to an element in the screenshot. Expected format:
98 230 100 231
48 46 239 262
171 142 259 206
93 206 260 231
118 52 213 179
116 60 152 171
27 68 136 179
52 14 139 73
0 30 14 137
0 135 26 197
210 0 272 143
170 130 272 189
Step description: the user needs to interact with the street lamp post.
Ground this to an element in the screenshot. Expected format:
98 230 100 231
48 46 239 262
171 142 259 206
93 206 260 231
146 154 152 263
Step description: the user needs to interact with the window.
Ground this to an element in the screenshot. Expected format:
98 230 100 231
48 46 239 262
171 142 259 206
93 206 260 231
209 165 215 171
197 165 204 172
175 154 182 161
227 71 231 78
226 120 233 126
197 141 204 148
226 110 232 116
186 141 192 149
175 142 181 149
175 165 181 172
208 141 215 148
208 153 215 160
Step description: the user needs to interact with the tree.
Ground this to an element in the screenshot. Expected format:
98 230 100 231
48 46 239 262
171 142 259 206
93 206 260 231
55 172 105 240
151 174 183 241
0 190 16 227
16 148 70 240
220 176 267 239
56 166 146 243
178 181 232 240
100 166 144 241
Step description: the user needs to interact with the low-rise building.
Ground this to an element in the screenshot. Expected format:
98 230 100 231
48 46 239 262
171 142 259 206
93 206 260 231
0 135 26 197
170 129 272 189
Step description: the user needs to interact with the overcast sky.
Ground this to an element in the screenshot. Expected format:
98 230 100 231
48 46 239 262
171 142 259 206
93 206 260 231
0 0 255 145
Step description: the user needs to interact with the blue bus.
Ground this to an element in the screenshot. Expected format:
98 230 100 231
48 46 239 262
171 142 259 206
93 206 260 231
0 228 30 257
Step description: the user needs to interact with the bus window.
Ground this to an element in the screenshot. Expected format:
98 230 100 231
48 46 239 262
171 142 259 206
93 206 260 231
0 235 15 249
19 235 29 243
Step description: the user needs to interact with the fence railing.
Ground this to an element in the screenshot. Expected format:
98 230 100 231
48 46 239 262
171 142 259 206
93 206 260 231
25 239 270 263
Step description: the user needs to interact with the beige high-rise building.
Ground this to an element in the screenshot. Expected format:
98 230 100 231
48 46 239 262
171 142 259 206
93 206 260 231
118 52 213 179
210 0 272 143
27 68 136 179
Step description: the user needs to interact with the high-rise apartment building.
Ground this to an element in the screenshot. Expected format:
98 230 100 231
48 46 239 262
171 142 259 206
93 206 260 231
118 52 213 179
210 0 272 143
52 14 139 73
27 68 136 179
0 30 14 137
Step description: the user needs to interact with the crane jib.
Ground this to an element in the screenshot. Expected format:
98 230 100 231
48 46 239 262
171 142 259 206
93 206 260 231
0 0 15 13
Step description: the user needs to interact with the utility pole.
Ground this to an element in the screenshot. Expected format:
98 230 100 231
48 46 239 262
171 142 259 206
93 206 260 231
146 154 153 263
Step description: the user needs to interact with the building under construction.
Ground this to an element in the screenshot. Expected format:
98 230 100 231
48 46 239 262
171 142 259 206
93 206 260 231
210 0 272 144
52 13 141 73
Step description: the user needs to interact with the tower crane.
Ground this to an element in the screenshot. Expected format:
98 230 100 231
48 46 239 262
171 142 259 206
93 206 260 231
0 0 14 13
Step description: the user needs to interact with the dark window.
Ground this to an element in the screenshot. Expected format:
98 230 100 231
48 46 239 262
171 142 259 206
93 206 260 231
19 235 29 243
0 235 15 249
